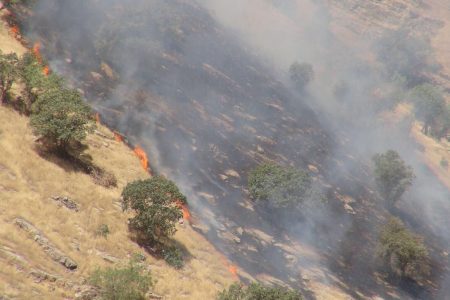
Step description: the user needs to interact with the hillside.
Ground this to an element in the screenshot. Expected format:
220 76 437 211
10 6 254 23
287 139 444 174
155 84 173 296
0 11 235 299
2 0 450 299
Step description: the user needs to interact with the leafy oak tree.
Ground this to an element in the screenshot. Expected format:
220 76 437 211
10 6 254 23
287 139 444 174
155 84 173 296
410 83 446 136
248 163 313 209
377 218 429 280
30 88 95 152
217 283 303 300
372 150 414 207
121 176 187 242
19 53 63 112
0 51 19 104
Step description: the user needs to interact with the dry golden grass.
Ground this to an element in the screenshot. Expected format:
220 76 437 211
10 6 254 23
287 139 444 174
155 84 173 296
0 15 234 299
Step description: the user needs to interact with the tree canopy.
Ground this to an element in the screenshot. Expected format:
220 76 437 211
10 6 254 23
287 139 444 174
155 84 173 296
0 51 19 104
248 163 313 209
30 88 95 150
410 83 449 138
372 150 414 206
121 176 187 242
377 218 429 280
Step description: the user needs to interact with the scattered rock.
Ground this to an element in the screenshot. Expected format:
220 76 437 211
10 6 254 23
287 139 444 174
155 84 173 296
14 218 78 270
224 169 240 178
29 269 61 283
51 196 79 212
146 292 164 299
74 285 100 300
344 203 356 215
90 72 103 81
96 251 119 263
94 130 113 140
235 227 244 236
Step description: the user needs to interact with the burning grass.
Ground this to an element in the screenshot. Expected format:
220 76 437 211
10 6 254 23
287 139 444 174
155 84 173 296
0 17 235 299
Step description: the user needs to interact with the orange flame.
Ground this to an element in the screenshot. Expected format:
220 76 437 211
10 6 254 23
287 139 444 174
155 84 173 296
32 42 43 63
219 255 239 280
176 201 191 222
42 65 50 76
114 132 124 143
95 113 101 124
228 264 238 278
10 25 20 38
134 146 149 173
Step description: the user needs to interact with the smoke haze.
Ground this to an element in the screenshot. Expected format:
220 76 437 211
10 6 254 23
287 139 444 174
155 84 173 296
17 0 450 298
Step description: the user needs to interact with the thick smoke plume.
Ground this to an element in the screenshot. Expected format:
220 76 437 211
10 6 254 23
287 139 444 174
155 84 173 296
18 0 450 298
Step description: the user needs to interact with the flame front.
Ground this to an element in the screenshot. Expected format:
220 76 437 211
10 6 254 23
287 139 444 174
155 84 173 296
42 65 50 76
10 25 20 38
176 201 191 222
134 146 150 173
228 264 238 278
32 42 43 63
95 113 101 124
114 132 124 142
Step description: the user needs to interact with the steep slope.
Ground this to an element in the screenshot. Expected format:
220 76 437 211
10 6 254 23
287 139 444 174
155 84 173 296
0 12 235 299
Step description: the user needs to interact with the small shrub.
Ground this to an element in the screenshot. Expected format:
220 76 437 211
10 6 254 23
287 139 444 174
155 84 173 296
91 167 118 188
217 282 303 300
95 224 110 239
88 261 152 300
162 246 184 269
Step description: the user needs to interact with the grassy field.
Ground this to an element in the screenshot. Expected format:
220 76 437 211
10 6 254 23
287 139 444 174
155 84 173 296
0 13 234 300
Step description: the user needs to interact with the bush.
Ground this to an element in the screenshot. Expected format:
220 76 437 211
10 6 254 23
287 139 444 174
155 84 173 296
30 88 95 152
162 246 184 269
95 224 110 239
372 150 414 207
248 163 312 209
90 167 118 188
377 218 429 280
217 283 303 300
121 176 187 242
88 261 152 300
289 62 314 90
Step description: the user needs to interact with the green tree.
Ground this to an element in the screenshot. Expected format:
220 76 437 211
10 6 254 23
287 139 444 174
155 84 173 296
377 218 429 280
0 51 19 104
19 53 63 112
410 83 446 136
89 260 152 300
217 283 303 300
289 62 314 90
248 163 312 209
121 176 187 242
30 88 95 152
372 150 414 206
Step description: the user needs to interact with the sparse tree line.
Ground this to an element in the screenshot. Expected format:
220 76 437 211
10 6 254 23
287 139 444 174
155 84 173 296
247 149 429 284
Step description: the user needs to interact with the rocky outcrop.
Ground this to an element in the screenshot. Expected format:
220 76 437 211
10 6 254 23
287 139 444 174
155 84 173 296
14 218 78 270
51 196 80 212
74 285 100 300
